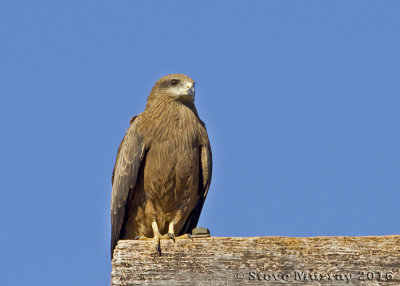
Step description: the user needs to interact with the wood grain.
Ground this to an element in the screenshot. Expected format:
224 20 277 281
111 235 400 285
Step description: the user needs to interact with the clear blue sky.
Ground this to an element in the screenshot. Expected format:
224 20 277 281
1 1 399 285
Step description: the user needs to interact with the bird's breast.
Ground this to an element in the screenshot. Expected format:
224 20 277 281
141 110 202 212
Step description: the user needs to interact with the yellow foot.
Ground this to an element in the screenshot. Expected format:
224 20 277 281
134 222 194 256
162 222 193 243
161 232 175 242
134 222 163 256
174 233 193 241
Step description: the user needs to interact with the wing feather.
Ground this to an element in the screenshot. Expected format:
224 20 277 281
180 141 212 235
110 116 145 258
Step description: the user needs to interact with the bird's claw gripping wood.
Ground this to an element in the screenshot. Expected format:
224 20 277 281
151 221 165 256
167 233 175 242
165 222 193 241
174 233 193 241
165 221 176 242
134 221 194 256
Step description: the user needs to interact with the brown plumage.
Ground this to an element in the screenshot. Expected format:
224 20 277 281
110 74 212 258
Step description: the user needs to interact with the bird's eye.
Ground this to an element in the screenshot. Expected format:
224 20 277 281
171 79 179 86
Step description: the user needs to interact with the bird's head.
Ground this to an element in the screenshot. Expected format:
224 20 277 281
150 74 195 103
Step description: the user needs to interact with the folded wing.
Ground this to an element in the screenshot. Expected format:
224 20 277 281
110 116 146 258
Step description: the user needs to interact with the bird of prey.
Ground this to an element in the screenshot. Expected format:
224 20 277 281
110 74 212 258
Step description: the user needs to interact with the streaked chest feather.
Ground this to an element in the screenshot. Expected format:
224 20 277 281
140 105 202 198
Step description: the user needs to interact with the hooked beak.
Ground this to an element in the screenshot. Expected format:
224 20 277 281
187 85 195 97
173 82 195 100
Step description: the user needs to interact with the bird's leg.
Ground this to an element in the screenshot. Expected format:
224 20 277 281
160 221 176 242
134 221 162 256
160 221 192 241
134 221 192 255
164 221 193 241
151 221 162 255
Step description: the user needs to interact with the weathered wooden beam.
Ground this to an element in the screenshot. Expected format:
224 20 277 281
111 235 400 285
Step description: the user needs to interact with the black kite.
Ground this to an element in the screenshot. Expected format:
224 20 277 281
110 74 212 258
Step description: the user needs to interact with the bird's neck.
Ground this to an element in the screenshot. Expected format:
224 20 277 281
145 94 198 120
140 95 201 143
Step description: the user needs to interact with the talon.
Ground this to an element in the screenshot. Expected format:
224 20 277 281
155 243 161 256
173 233 194 241
168 232 175 242
134 236 141 240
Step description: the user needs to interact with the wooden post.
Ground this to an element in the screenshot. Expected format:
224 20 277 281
111 235 400 285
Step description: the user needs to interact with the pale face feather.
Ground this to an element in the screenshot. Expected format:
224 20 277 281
169 79 195 98
151 74 195 102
